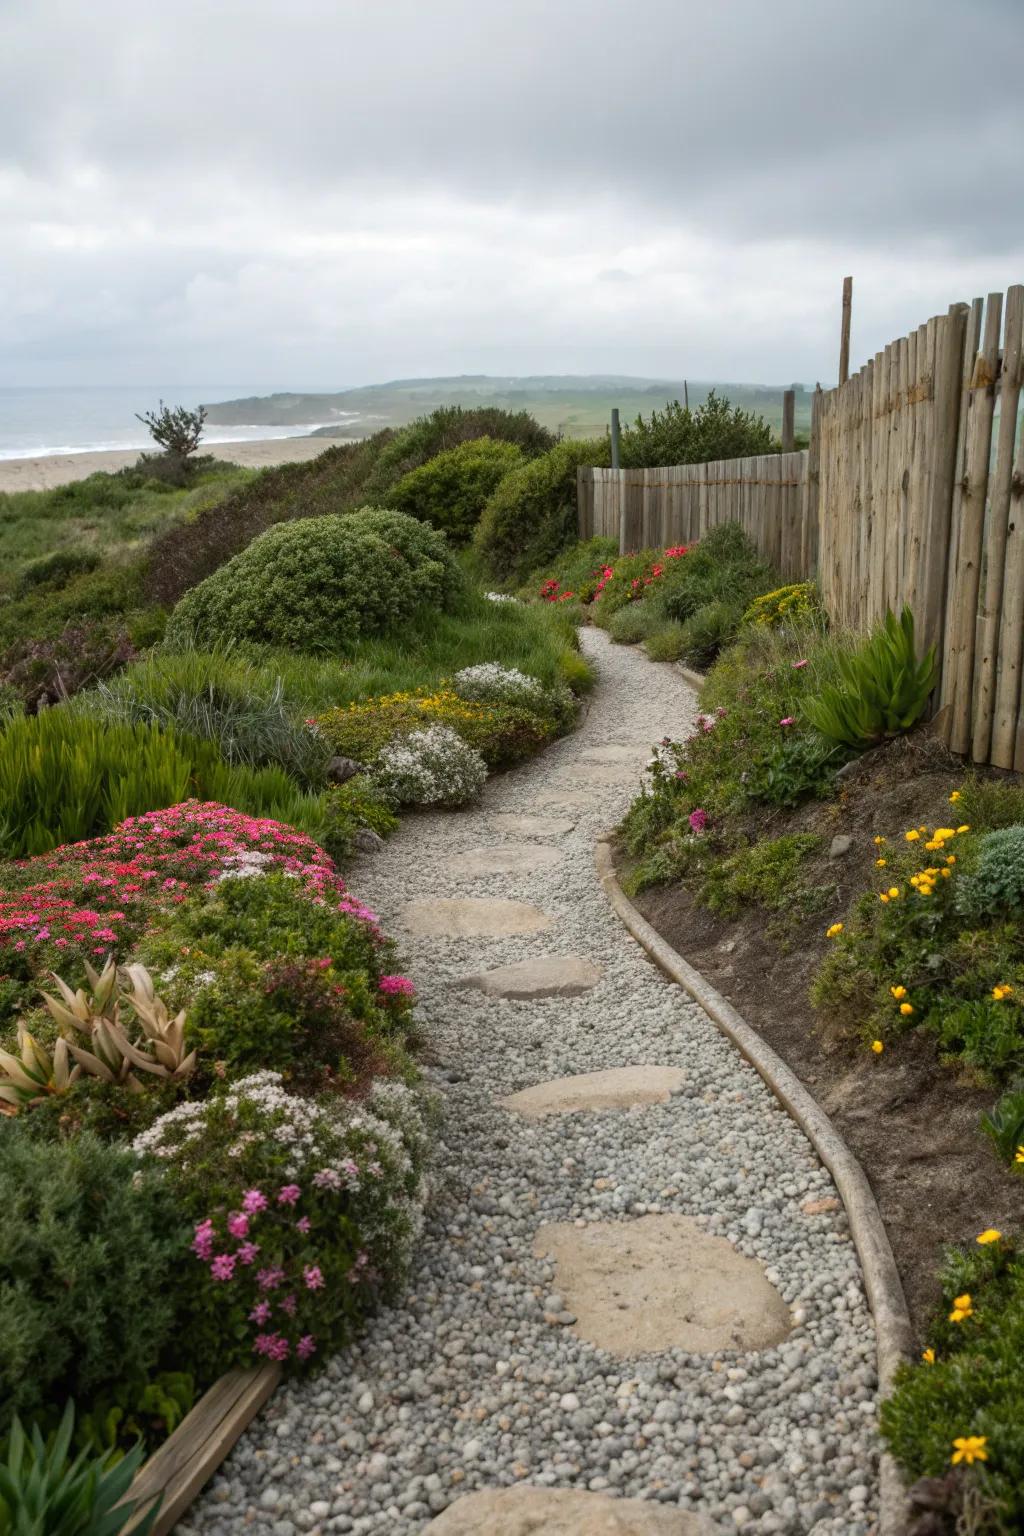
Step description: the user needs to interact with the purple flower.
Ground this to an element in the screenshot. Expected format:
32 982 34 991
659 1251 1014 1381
237 1241 261 1266
297 1335 317 1361
257 1266 285 1292
242 1189 268 1215
227 1211 250 1239
249 1301 272 1325
279 1293 298 1316
210 1253 237 1282
688 808 709 833
296 1216 311 1234
779 716 796 727
277 1184 301 1206
253 1332 290 1361
304 1264 325 1291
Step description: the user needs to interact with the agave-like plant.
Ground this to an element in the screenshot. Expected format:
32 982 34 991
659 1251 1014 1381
0 1027 80 1112
119 963 197 1082
0 1401 160 1536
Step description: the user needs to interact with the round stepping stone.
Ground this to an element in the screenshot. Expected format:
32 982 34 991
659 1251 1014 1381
443 844 562 878
580 744 645 763
490 814 575 837
457 954 602 1001
424 1487 723 1534
532 1214 791 1355
500 1064 682 1116
399 898 554 938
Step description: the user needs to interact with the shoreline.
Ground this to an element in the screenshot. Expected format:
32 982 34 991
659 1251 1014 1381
0 435 334 493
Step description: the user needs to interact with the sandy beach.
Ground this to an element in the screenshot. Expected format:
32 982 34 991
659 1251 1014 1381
0 435 333 494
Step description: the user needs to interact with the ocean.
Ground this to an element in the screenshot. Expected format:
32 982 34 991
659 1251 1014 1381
0 385 339 460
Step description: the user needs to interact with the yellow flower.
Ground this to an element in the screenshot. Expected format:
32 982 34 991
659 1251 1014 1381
875 858 887 868
873 835 886 846
888 887 900 899
905 830 920 842
879 893 890 904
949 1293 973 1322
976 1229 1002 1245
993 985 1013 1001
924 840 939 851
941 868 951 879
899 1002 914 1016
1016 1146 1024 1165
890 985 907 1000
910 874 922 887
871 1039 884 1054
922 1348 935 1364
957 824 970 834
825 922 844 939
949 790 962 803
951 1435 987 1466
934 828 956 841
946 855 957 866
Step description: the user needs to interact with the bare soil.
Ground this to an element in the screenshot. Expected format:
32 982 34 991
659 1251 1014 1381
622 733 1024 1341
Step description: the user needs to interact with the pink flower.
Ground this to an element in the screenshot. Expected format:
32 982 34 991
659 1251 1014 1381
279 1293 298 1316
237 1241 261 1266
191 1219 215 1260
257 1266 285 1291
313 1168 342 1190
304 1265 325 1291
296 1216 311 1234
379 974 415 998
779 716 796 727
227 1211 250 1239
249 1301 271 1325
210 1253 237 1282
674 770 688 781
253 1333 290 1361
688 808 709 833
792 659 809 669
277 1184 301 1206
242 1189 268 1215
297 1335 317 1361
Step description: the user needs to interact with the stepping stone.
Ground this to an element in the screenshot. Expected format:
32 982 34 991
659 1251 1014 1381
424 1487 722 1534
457 954 602 1002
580 744 645 763
535 790 590 809
399 898 554 938
500 1063 681 1115
533 1214 791 1355
443 844 562 878
490 814 575 837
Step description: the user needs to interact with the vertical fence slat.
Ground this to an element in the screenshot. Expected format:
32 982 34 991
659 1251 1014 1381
979 285 1024 764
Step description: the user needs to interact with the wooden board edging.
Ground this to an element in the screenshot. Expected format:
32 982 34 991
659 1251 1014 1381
594 837 913 1536
123 1363 282 1535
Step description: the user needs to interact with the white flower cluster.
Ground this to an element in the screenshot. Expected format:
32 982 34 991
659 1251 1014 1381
483 591 516 603
452 662 547 709
371 724 487 808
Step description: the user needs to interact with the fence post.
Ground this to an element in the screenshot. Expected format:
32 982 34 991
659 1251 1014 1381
610 408 620 471
839 276 853 385
781 389 795 452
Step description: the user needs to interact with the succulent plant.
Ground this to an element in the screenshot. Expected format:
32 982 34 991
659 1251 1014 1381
0 1027 80 1111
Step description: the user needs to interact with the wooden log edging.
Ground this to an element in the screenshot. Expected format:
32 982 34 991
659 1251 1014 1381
123 1363 282 1534
594 837 913 1536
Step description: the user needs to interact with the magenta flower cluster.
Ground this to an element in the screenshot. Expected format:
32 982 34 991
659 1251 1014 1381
378 974 415 999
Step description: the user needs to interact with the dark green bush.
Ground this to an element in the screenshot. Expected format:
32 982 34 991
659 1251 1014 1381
619 390 775 468
744 730 846 808
803 606 937 749
164 508 460 653
475 437 609 582
14 549 102 596
322 777 400 862
657 524 774 625
0 1128 186 1432
698 833 822 919
389 437 523 543
677 599 745 669
881 1235 1024 1533
608 604 657 645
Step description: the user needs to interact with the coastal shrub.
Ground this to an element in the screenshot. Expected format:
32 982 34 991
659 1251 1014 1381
618 390 775 468
1 620 137 712
322 777 400 862
360 406 554 504
89 648 331 787
389 437 524 543
742 581 823 630
131 1072 434 1379
955 827 1024 922
803 606 937 749
881 1233 1024 1533
140 872 414 1088
608 603 658 646
698 833 823 919
0 1403 160 1536
676 600 745 669
519 537 618 605
372 725 487 807
744 730 845 808
0 1127 186 1431
644 622 689 662
316 689 555 770
474 437 610 583
656 524 774 625
14 548 102 595
452 663 575 730
0 710 327 858
164 509 460 653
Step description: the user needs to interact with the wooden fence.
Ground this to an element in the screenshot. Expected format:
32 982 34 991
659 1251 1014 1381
576 284 1024 769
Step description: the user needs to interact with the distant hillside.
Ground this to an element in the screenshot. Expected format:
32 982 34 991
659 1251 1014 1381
203 376 813 440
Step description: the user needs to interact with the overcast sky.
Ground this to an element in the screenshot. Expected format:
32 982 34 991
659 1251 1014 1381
2 0 1021 390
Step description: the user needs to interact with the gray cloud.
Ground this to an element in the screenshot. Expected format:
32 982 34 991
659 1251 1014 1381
2 0 1021 386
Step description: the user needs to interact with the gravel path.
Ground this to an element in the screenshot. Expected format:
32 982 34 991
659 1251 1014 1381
186 630 880 1536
